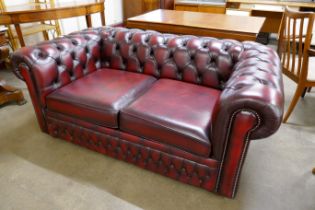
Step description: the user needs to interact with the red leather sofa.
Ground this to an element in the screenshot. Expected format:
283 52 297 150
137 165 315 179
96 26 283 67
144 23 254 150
12 27 284 198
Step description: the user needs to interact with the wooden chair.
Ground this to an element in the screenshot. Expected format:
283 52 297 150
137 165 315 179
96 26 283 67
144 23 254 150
0 0 61 50
277 7 315 123
0 27 26 106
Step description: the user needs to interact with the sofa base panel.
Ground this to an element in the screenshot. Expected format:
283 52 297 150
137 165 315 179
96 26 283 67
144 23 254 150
46 116 219 193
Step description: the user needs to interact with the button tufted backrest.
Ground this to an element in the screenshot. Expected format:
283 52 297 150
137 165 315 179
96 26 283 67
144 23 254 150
12 26 246 105
97 27 244 90
12 30 102 106
12 26 284 155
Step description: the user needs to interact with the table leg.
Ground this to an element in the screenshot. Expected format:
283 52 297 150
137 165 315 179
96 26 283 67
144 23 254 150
42 31 50 41
85 15 92 28
0 46 26 106
100 11 106 26
14 24 26 47
54 20 62 37
41 21 50 40
0 78 26 106
6 26 18 51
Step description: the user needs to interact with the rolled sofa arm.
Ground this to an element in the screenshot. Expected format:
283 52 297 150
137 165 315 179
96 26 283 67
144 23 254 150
11 29 102 131
212 41 284 160
213 42 284 198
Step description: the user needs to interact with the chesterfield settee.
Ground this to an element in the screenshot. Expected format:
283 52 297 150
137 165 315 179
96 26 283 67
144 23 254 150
12 27 284 198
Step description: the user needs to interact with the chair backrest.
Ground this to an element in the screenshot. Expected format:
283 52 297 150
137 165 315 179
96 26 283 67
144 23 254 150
278 7 314 82
0 0 5 10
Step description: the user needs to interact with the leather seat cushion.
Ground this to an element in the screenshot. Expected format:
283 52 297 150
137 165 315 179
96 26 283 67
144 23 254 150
120 79 221 157
46 69 156 128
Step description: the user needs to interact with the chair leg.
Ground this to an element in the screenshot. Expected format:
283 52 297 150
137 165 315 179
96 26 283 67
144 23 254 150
283 84 305 123
42 30 49 40
301 87 307 98
308 87 312 92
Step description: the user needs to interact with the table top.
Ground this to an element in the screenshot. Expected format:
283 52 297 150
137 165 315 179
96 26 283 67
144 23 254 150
0 0 104 14
128 9 266 35
227 0 315 8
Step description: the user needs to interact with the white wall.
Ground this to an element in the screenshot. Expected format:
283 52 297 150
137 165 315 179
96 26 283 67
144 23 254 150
57 0 123 34
4 0 28 6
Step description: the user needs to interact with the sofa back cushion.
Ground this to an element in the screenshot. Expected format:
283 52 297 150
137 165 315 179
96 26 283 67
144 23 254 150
99 27 244 90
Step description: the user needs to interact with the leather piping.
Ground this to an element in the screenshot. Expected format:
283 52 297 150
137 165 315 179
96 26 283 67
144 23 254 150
19 63 48 131
215 109 261 197
121 111 211 147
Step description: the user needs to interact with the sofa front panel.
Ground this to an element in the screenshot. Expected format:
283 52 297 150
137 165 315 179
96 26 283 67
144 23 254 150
99 27 244 90
46 110 219 168
46 114 219 192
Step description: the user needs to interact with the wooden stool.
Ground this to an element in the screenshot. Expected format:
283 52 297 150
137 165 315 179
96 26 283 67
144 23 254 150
0 44 26 106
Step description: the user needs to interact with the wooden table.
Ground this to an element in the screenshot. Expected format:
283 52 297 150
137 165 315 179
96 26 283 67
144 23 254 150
227 0 315 8
127 9 265 41
0 29 25 106
0 0 105 47
226 0 315 33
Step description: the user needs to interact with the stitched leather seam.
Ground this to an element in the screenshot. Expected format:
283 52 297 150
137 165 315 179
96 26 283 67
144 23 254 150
48 96 118 114
121 125 209 158
215 109 261 196
122 111 212 149
47 87 157 122
47 110 118 129
19 63 48 131
231 111 260 198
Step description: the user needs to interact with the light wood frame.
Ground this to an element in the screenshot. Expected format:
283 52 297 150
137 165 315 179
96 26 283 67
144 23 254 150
0 0 61 50
277 7 315 123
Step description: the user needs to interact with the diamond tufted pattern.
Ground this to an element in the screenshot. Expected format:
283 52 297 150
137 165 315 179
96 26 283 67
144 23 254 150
11 27 252 107
99 27 243 89
46 116 219 191
12 30 102 107
11 27 285 199
212 42 284 159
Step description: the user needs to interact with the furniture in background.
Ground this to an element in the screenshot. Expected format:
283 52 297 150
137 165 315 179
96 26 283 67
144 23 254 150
226 0 315 34
12 27 284 198
0 0 105 48
127 9 265 41
174 1 315 34
0 27 25 106
0 27 9 68
161 0 174 10
173 1 315 44
0 0 61 50
174 0 226 14
123 0 174 21
277 7 315 123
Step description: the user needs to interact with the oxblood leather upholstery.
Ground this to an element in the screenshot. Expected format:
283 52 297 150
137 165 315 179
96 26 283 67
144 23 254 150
46 69 156 128
100 27 241 89
120 79 220 157
12 27 284 198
